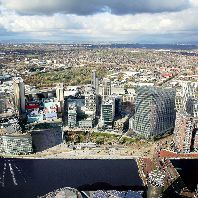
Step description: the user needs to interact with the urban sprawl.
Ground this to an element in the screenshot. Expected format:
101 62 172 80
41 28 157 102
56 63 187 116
0 43 198 197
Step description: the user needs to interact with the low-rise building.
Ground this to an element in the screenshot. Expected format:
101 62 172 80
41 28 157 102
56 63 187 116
42 98 59 120
76 142 97 149
78 118 94 128
0 133 32 155
0 119 32 155
27 110 44 123
114 116 129 131
122 94 136 103
27 98 60 123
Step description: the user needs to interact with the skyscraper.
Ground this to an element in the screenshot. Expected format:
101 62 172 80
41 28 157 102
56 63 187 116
91 70 99 95
132 86 176 138
56 83 64 102
95 77 99 96
102 78 111 100
68 103 77 128
56 83 64 113
13 77 25 114
92 70 96 89
84 85 96 114
101 98 115 128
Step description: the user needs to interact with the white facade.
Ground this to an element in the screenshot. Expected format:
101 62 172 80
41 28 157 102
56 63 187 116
68 103 77 128
129 117 133 130
84 85 96 116
56 83 64 102
78 118 94 128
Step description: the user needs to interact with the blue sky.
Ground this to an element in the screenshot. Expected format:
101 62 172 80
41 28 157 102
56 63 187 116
0 0 198 43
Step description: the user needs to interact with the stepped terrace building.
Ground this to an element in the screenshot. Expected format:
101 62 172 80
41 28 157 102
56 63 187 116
132 86 176 138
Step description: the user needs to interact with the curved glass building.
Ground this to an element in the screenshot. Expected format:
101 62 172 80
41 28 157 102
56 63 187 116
132 86 176 138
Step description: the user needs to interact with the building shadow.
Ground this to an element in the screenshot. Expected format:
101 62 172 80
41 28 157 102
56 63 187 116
162 176 190 198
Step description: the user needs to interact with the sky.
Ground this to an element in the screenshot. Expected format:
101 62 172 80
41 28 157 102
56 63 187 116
0 0 198 43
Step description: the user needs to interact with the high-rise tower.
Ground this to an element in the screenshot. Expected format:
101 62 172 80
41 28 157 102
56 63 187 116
92 70 99 95
101 98 115 128
56 83 64 102
68 103 77 128
102 78 111 100
85 85 96 115
56 83 64 114
13 77 25 114
92 70 96 89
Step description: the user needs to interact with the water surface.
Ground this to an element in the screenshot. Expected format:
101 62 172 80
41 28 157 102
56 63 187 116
0 158 143 198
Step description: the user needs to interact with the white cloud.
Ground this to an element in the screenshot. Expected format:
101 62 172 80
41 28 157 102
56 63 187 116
0 0 198 42
189 0 198 7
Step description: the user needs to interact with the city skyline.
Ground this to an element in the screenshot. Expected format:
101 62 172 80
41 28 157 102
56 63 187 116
0 0 198 43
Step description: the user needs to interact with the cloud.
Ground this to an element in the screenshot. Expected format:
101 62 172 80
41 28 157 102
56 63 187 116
0 6 198 42
0 0 198 43
0 0 190 16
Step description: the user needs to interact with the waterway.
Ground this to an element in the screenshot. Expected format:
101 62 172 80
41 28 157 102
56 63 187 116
0 158 143 198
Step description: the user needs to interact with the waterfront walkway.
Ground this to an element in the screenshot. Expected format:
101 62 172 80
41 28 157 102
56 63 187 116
4 154 139 160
